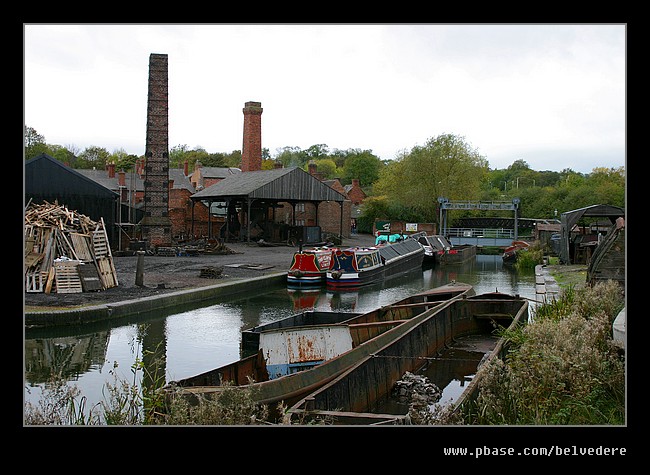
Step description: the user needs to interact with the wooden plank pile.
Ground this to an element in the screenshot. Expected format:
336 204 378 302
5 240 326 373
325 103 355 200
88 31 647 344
24 201 119 294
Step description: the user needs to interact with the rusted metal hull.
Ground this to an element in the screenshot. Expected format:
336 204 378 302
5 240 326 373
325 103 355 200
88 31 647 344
286 293 528 424
241 310 361 357
165 282 474 408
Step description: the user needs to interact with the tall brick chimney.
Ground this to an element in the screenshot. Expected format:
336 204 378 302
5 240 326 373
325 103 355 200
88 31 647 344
139 53 172 247
241 101 263 172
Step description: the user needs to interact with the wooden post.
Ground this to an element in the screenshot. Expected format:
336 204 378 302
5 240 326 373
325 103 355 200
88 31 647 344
135 251 145 287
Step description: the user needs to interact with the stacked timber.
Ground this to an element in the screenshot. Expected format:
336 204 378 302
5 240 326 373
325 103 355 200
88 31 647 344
24 201 119 294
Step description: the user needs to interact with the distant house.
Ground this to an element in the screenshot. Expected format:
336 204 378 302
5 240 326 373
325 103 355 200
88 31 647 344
26 155 219 251
189 162 241 190
344 179 367 205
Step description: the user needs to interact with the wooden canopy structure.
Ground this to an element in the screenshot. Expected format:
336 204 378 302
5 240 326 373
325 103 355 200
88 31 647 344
559 204 625 264
190 167 347 242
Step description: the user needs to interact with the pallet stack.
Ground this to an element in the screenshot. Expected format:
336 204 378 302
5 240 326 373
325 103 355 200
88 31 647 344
24 201 119 294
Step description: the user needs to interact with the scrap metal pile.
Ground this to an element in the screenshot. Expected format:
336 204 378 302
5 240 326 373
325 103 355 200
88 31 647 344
24 201 118 294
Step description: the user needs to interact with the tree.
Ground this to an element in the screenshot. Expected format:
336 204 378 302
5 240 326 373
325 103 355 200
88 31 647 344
275 146 307 168
77 146 111 170
371 134 488 223
110 148 139 172
24 126 49 160
307 158 337 179
342 150 383 187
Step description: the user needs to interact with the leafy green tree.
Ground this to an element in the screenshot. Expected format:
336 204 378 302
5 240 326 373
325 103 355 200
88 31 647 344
109 148 139 172
307 158 337 179
24 126 52 159
304 144 330 160
222 150 242 168
275 146 307 168
342 150 382 187
50 145 76 166
77 146 111 170
371 134 488 223
169 144 190 169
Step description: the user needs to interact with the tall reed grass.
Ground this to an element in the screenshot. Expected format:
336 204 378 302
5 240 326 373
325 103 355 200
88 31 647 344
457 280 625 425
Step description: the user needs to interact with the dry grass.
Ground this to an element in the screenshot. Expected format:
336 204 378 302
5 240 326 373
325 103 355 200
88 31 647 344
459 280 625 425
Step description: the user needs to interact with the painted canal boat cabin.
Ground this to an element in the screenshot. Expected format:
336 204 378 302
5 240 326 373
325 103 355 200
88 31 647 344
287 246 336 287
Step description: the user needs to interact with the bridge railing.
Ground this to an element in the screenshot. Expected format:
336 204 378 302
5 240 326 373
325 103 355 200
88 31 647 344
446 228 515 239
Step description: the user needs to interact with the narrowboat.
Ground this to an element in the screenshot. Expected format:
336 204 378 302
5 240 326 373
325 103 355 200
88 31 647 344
417 234 477 265
325 237 424 290
287 246 336 287
502 240 530 265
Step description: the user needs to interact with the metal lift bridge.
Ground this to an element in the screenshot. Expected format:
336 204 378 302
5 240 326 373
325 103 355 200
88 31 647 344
438 197 521 247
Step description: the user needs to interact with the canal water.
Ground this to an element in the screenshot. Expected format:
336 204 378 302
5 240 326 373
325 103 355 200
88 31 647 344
23 255 537 421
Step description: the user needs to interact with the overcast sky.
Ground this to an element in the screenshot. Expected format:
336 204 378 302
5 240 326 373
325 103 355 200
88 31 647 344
23 23 626 173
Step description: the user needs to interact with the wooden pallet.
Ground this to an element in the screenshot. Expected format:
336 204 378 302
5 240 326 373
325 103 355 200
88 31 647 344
78 263 103 292
54 261 83 293
96 256 117 289
70 233 94 262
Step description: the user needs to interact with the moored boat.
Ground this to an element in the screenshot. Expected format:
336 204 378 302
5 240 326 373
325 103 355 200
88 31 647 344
326 237 424 290
163 281 474 411
287 246 336 288
286 291 529 424
502 240 530 265
417 234 477 265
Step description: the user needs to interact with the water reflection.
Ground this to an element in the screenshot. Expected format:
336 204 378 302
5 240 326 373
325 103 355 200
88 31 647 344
25 331 109 385
24 255 536 418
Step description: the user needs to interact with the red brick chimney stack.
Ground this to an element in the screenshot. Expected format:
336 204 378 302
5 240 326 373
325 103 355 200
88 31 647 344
107 163 116 178
242 101 263 172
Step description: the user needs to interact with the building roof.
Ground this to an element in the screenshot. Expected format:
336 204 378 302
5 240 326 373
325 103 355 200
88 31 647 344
191 167 347 202
25 153 118 199
196 166 241 179
169 169 195 192
75 166 195 193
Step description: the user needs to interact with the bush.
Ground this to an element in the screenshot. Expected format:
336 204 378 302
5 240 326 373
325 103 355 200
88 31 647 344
460 280 625 425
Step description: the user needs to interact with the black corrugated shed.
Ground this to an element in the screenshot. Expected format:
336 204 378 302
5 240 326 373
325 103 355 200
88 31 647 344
25 153 120 245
